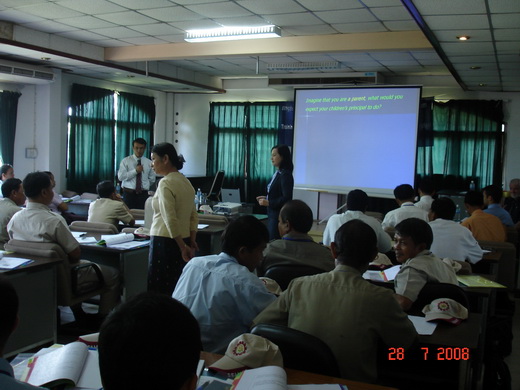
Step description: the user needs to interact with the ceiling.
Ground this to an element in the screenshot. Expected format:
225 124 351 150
0 0 517 93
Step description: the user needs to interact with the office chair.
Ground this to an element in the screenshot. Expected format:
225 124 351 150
4 240 106 308
70 221 119 235
410 282 469 315
251 323 341 377
263 265 325 291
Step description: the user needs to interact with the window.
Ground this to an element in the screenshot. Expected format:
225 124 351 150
207 102 292 203
417 100 504 190
67 84 155 193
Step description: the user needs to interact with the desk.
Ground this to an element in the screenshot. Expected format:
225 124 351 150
1 255 60 358
201 352 398 390
66 199 92 217
80 242 149 300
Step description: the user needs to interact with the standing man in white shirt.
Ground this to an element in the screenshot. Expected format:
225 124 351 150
118 138 155 209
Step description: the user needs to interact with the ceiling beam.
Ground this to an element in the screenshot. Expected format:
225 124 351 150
105 31 431 62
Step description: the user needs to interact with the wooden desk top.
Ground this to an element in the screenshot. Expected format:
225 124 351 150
417 312 482 349
201 352 398 390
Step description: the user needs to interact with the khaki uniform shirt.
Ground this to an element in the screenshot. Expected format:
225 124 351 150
253 265 417 383
88 198 134 227
7 202 78 255
394 250 459 302
259 232 334 276
0 198 22 249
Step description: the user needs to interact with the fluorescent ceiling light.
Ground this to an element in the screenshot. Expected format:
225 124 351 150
267 62 340 71
185 25 281 43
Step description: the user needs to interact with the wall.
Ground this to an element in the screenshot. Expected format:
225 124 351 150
12 71 171 192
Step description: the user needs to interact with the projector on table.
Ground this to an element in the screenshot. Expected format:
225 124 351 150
213 202 241 215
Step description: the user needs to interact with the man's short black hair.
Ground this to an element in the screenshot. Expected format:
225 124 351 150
333 219 377 269
482 185 503 204
1 178 22 198
0 276 18 348
96 180 116 198
99 292 201 390
0 164 12 176
419 178 435 195
464 190 484 207
133 138 147 146
23 172 51 198
394 184 415 201
394 218 433 249
430 197 456 220
347 189 368 211
221 215 269 256
279 199 313 233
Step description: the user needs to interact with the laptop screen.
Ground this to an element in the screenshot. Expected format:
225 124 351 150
221 188 241 203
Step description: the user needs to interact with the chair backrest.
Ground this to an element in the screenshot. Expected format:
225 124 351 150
80 192 98 200
264 265 325 291
70 221 119 235
129 208 145 219
251 323 341 377
5 239 106 307
410 282 469 315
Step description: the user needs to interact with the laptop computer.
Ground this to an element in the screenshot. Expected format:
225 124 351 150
221 188 241 204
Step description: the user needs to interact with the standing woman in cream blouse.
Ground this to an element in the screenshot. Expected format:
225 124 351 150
148 142 198 295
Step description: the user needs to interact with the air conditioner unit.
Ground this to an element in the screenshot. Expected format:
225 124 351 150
268 72 383 90
0 59 55 85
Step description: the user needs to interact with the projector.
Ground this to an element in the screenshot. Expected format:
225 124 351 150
213 202 241 215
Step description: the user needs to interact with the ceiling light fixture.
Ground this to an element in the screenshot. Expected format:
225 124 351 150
185 25 281 43
457 35 470 41
470 66 481 70
267 61 340 71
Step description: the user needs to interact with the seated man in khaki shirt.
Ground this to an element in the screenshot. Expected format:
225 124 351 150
88 180 135 228
8 172 120 322
253 219 417 383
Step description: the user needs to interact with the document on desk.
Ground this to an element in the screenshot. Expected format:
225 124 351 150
0 257 34 270
457 275 506 288
101 232 135 247
408 315 437 335
198 224 209 229
108 239 150 250
362 265 401 282
71 231 96 243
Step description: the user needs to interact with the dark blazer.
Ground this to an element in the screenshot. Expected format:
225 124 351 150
267 169 294 239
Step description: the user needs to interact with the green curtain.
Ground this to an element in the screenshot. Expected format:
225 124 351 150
207 103 248 191
416 98 434 178
0 90 22 165
206 102 284 203
431 100 503 189
248 103 280 204
115 91 155 174
68 84 115 193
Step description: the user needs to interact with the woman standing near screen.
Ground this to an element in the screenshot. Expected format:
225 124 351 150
148 142 198 295
257 144 294 240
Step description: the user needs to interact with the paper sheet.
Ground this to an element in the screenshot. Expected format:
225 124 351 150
408 315 437 335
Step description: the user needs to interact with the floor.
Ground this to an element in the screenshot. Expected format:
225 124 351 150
504 296 520 390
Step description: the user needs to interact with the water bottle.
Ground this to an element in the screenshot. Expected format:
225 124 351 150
194 193 199 210
455 204 461 222
469 180 475 191
196 188 202 209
